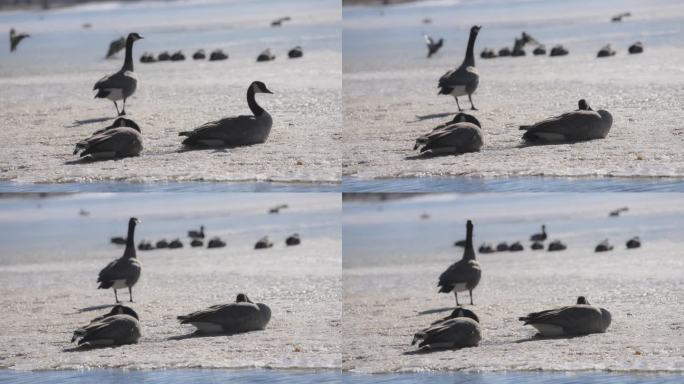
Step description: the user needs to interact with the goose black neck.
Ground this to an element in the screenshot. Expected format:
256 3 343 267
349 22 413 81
247 86 265 116
123 38 135 72
125 221 137 258
463 30 477 67
464 222 475 258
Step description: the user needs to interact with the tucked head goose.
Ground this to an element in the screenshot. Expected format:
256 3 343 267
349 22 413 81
105 36 125 58
413 112 483 155
454 239 466 247
438 220 482 306
424 35 444 58
177 293 271 334
288 46 303 58
533 45 546 55
531 241 544 250
628 42 643 54
530 225 547 241
257 48 275 62
158 51 171 61
548 239 566 251
209 49 228 61
9 28 30 52
191 239 204 247
207 237 226 248
438 25 481 111
597 44 616 58
496 242 509 252
498 46 511 56
480 48 496 59
97 218 142 303
478 243 494 253
520 99 613 143
111 236 126 245
171 51 185 61
520 296 611 336
156 239 168 248
550 45 568 56
73 118 142 159
94 32 143 116
169 239 183 249
193 49 206 60
509 241 524 251
412 307 481 349
71 306 141 347
254 236 273 249
626 236 641 249
188 226 204 239
179 81 274 148
138 240 153 251
511 38 525 57
595 239 613 252
286 233 301 246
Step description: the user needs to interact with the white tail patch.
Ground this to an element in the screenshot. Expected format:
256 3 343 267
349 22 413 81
531 324 565 336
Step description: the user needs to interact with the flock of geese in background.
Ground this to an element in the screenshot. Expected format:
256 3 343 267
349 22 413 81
72 204 299 347
411 219 619 350
414 11 645 156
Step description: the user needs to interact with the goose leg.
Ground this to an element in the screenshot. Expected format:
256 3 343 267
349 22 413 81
120 98 127 116
112 101 121 116
454 97 463 111
469 289 474 305
469 94 478 110
128 286 134 302
453 290 460 306
113 289 119 303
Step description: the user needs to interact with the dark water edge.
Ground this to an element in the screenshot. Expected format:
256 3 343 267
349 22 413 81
0 181 340 193
1 370 683 384
342 176 684 192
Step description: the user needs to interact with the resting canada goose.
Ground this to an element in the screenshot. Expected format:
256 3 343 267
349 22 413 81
193 49 206 60
548 240 566 251
105 36 125 58
533 45 546 55
411 307 481 349
531 241 544 250
111 237 126 245
509 242 524 251
478 243 494 253
626 237 641 249
438 25 481 111
155 239 168 248
628 42 643 54
254 236 273 249
171 51 185 61
520 99 613 143
207 237 226 248
71 306 141 347
454 239 466 247
414 112 483 155
257 49 275 62
550 45 568 56
530 225 547 241
595 239 614 252
191 239 204 247
498 47 511 57
209 49 228 61
286 234 301 246
138 240 153 251
93 32 143 116
179 81 274 148
520 296 611 336
424 35 444 58
480 48 496 59
9 28 30 52
496 242 509 252
73 118 142 159
288 46 303 58
169 239 183 249
158 51 171 61
597 44 616 58
97 218 142 303
139 52 156 63
438 220 482 306
188 226 205 239
511 39 525 57
177 293 271 334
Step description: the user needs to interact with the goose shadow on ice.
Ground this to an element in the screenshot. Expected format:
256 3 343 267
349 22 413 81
68 116 115 127
74 303 118 313
415 307 456 316
409 112 455 123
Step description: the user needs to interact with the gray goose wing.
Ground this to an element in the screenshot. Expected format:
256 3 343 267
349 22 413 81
93 70 136 94
439 64 478 88
77 315 139 345
438 258 481 289
180 115 261 143
76 128 140 157
520 305 601 331
97 257 140 286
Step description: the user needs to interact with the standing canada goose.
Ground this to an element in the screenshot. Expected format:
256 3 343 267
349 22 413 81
191 239 204 247
628 42 643 54
288 46 303 58
548 240 566 251
209 49 228 61
193 49 206 60
93 32 143 116
177 293 271 334
478 243 494 253
73 118 142 159
188 226 205 239
169 239 183 249
480 48 496 59
158 51 171 61
511 39 525 57
533 45 546 55
414 112 484 155
257 49 275 62
509 242 524 252
530 225 547 241
597 44 616 58
97 218 142 303
9 28 30 52
71 306 141 347
520 99 613 143
531 241 544 250
179 81 274 148
105 36 125 58
438 220 482 306
155 239 168 249
438 25 481 111
207 237 226 248
496 242 509 252
411 307 481 349
286 234 301 246
254 236 273 249
626 237 641 249
520 296 612 336
549 45 568 56
171 51 185 61
424 35 444 58
595 239 614 252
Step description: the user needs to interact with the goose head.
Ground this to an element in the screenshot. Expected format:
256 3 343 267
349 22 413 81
129 217 141 227
451 112 481 128
449 307 480 323
127 32 143 42
466 219 473 232
576 296 589 305
111 117 141 132
107 304 140 320
470 25 481 35
236 293 254 303
250 81 274 95
577 99 592 111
